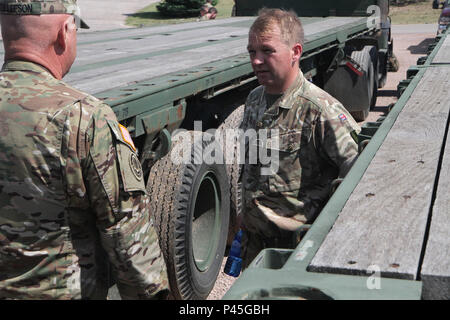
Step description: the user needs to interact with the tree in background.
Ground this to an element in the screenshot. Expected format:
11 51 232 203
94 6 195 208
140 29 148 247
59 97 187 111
157 0 219 17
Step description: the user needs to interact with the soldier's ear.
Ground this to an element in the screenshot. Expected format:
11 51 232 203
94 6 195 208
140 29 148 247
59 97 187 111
56 21 68 52
56 16 74 52
292 43 302 63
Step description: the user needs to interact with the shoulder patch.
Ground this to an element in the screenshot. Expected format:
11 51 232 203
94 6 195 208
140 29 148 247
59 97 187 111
129 153 143 181
118 124 136 152
338 114 348 122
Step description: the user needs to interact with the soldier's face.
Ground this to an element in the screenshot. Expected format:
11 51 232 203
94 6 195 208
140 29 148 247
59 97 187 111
248 26 300 94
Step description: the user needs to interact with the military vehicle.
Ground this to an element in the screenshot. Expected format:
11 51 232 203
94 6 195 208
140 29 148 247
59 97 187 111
433 0 450 34
0 0 397 300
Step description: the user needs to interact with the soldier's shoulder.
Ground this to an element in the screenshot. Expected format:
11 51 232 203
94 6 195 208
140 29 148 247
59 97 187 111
299 81 360 131
79 93 110 113
47 81 118 137
299 80 342 111
57 82 115 120
1 68 106 113
56 81 99 105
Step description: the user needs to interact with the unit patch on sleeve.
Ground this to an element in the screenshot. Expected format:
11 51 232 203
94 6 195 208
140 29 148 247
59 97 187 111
118 123 136 151
129 153 143 181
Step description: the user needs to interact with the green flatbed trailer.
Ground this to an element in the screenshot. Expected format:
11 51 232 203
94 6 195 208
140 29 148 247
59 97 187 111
0 0 396 300
224 27 450 301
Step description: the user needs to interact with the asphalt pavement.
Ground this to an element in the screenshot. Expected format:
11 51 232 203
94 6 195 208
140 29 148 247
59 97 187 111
391 23 437 34
78 0 160 31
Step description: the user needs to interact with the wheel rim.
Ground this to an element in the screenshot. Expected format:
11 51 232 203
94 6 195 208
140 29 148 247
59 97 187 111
191 171 221 272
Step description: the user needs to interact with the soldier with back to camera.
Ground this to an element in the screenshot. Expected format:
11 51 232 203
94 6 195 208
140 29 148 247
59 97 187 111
0 0 169 300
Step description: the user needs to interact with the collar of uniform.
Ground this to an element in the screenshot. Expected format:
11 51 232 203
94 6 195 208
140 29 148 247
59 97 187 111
2 60 54 78
263 71 305 116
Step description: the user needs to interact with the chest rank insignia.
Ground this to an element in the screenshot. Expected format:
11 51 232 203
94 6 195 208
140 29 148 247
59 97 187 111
118 123 136 151
129 153 143 181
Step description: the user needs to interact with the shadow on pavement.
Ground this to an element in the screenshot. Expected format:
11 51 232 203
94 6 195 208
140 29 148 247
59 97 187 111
407 37 436 54
377 89 397 97
372 104 391 114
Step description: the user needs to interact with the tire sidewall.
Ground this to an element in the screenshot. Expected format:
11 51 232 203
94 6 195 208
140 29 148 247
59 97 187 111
148 131 230 300
182 160 230 296
170 132 230 299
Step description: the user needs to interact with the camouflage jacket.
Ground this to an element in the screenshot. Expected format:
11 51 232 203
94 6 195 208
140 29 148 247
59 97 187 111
240 71 360 232
0 61 168 299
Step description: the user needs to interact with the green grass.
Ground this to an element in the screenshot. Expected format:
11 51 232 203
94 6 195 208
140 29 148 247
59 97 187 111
390 0 442 24
125 0 442 27
126 0 235 27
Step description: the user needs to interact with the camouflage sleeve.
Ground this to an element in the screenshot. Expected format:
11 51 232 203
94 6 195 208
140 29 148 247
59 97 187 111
82 102 169 300
315 101 361 178
237 90 255 183
239 89 255 132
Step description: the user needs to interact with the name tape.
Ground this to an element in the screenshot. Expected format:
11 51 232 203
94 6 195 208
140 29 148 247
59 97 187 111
0 3 34 14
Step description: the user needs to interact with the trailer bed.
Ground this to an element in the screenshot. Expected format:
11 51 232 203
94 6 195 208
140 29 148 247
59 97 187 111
0 16 369 95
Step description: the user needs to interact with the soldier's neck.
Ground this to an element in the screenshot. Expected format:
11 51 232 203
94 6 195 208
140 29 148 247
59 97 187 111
264 67 300 95
4 51 63 80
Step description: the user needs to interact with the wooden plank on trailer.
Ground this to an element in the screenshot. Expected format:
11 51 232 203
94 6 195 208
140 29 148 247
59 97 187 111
432 36 450 65
74 27 249 67
75 17 256 44
302 16 366 37
72 16 363 69
75 16 362 46
65 17 367 92
65 38 248 94
421 122 450 300
0 17 255 55
308 66 450 280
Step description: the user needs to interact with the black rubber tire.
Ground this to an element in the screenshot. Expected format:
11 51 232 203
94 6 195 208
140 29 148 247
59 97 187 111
324 46 376 122
217 104 245 246
147 131 230 300
369 48 379 110
350 46 375 122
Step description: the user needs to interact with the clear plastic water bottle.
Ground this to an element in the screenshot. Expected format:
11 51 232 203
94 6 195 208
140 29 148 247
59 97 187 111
224 229 243 277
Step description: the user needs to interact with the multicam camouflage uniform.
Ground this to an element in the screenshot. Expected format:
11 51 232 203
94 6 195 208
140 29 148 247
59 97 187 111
239 71 361 268
0 61 169 299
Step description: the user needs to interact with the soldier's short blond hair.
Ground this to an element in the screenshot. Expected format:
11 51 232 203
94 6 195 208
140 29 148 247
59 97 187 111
249 8 304 47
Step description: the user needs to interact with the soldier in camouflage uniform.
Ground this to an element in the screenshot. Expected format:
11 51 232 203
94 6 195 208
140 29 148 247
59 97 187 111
0 0 169 299
198 1 217 21
240 9 361 268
